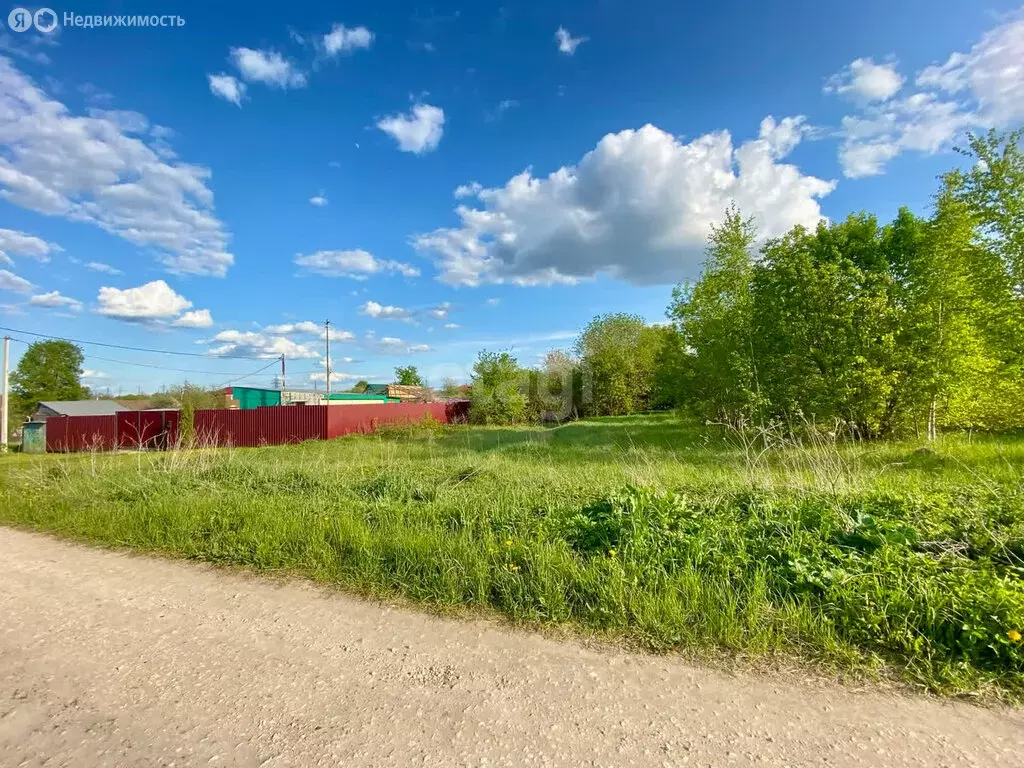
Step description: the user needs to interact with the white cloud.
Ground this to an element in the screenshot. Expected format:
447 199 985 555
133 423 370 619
309 371 366 383
294 249 420 279
361 300 414 320
830 14 1024 178
0 58 234 276
229 47 307 89
322 327 355 342
81 369 108 379
86 261 122 275
96 280 192 320
264 320 321 335
487 297 500 306
0 269 32 293
824 58 904 104
427 301 452 319
323 24 374 56
309 194 328 206
444 322 460 329
206 329 320 359
208 73 246 105
29 290 82 311
87 109 150 134
0 228 60 262
377 104 445 154
916 15 1024 125
414 116 834 286
555 27 587 55
172 309 214 328
360 300 451 321
454 181 483 199
364 332 431 355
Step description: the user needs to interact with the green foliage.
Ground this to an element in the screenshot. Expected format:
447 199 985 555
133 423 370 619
150 384 223 411
395 366 424 387
751 216 902 437
668 206 759 424
575 313 662 416
11 340 90 424
952 129 1024 291
469 350 527 424
350 380 370 394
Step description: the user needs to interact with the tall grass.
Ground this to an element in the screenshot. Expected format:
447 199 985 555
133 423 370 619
1 413 1022 699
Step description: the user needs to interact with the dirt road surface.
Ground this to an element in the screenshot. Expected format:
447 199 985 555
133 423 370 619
1 527 1020 767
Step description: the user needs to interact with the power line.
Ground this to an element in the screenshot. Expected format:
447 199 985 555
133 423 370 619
6 337 283 377
0 325 267 360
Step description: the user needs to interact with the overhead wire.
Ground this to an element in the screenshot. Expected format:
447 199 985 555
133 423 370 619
0 324 268 360
5 336 292 380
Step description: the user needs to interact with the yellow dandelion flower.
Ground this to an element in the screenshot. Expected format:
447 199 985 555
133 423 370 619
1008 629 1022 643
608 549 617 558
504 539 513 547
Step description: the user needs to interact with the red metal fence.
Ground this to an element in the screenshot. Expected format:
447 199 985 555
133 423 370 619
45 402 470 452
194 406 327 447
117 409 179 449
45 415 118 452
326 401 468 438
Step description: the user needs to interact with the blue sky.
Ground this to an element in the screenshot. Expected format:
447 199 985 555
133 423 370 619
0 0 1022 394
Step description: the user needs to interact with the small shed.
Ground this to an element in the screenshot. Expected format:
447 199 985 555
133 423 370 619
22 421 46 453
227 386 282 410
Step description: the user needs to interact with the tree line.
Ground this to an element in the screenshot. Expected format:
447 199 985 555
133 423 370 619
468 130 1024 438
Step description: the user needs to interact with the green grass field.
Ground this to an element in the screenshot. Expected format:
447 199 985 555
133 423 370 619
1 413 1022 699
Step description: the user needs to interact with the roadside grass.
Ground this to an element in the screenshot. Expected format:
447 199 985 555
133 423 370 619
1 412 1022 700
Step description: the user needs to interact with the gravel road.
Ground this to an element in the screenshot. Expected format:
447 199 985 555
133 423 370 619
1 527 1020 767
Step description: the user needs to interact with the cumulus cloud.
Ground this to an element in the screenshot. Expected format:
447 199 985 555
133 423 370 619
208 73 246 105
229 47 307 89
555 27 587 55
361 300 415 320
414 116 834 286
443 322 460 329
206 329 321 359
829 14 1024 177
309 371 366 383
916 14 1024 125
81 369 108 379
323 24 374 56
29 290 82 311
309 194 328 206
172 309 214 328
263 320 321 335
377 104 445 153
0 228 60 263
294 249 420 279
86 261 122 275
360 300 452 321
0 269 33 293
454 181 483 199
824 58 904 104
364 332 431 355
96 280 192 320
0 58 234 276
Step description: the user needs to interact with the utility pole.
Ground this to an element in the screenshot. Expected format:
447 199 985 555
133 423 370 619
280 354 286 392
1 335 9 452
324 319 332 397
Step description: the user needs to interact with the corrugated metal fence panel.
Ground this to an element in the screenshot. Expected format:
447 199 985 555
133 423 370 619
193 406 327 447
45 415 118 452
325 401 469 439
117 410 180 449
